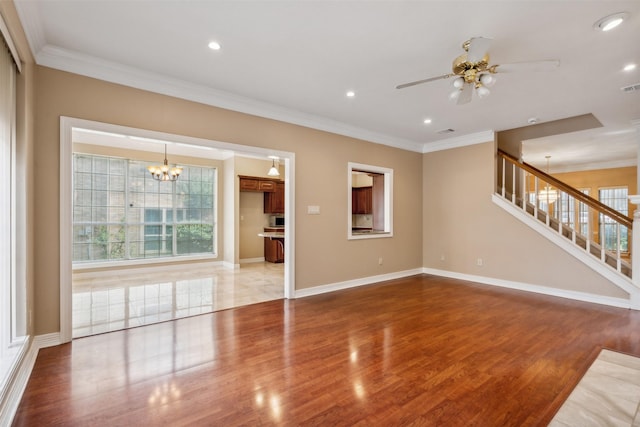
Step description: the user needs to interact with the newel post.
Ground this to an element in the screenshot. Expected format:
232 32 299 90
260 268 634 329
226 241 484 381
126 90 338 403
631 195 640 310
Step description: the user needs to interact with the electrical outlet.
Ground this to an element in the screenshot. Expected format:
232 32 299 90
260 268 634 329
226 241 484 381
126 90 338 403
477 258 483 266
440 254 445 261
378 257 383 265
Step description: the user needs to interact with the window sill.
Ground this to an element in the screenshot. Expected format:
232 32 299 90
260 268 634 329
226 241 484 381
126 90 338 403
73 253 218 271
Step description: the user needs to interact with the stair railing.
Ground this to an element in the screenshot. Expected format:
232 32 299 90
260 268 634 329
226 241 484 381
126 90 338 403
497 149 632 279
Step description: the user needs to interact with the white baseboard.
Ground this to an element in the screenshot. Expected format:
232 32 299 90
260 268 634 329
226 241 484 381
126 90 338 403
294 268 423 298
239 257 265 264
0 332 65 425
222 261 240 269
33 333 63 349
423 267 632 310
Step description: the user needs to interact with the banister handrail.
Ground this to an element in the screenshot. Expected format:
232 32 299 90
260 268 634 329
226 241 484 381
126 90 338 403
497 149 632 229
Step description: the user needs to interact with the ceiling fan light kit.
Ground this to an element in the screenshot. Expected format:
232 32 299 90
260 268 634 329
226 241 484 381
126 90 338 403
397 36 560 105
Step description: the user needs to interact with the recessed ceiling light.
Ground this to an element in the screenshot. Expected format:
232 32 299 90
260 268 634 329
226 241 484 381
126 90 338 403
623 63 637 72
208 41 221 50
423 118 432 124
593 12 629 32
346 90 355 98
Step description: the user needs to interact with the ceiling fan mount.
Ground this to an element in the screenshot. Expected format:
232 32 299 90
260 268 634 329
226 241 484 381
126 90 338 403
452 39 491 81
396 37 559 105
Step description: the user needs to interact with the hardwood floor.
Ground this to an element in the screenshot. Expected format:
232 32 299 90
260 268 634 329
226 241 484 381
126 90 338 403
13 274 640 426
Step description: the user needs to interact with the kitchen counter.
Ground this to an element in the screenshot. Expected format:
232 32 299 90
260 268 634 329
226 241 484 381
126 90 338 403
258 232 285 238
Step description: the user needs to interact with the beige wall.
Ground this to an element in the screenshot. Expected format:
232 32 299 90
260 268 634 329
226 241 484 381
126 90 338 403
423 141 628 299
33 66 424 335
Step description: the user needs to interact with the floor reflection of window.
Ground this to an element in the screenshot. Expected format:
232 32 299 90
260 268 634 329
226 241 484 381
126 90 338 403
72 263 284 338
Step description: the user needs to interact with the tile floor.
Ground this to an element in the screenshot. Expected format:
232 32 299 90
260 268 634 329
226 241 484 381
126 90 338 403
549 348 640 426
72 261 284 338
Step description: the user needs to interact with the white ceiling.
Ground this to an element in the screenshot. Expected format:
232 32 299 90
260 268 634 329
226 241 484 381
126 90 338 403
14 0 640 170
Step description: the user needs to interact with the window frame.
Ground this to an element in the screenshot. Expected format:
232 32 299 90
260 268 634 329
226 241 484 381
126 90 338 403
72 153 218 267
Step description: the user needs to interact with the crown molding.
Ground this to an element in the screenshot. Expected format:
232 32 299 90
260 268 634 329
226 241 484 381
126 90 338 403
35 45 424 153
548 158 637 174
421 130 495 153
12 0 45 58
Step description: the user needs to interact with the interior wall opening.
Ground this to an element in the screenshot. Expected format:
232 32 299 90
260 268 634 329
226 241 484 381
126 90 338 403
60 117 295 341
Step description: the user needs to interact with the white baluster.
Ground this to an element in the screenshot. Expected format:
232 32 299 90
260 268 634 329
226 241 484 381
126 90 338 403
511 163 516 204
501 157 506 198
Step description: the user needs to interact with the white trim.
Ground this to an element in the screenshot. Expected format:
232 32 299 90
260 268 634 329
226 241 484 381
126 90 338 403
294 268 422 299
32 333 62 349
0 11 22 73
73 254 220 271
239 257 266 264
0 332 63 426
347 162 394 240
12 0 45 61
60 117 296 340
37 46 422 153
422 130 495 153
422 267 633 310
0 336 31 427
549 159 637 173
492 193 638 295
60 118 73 344
73 260 225 280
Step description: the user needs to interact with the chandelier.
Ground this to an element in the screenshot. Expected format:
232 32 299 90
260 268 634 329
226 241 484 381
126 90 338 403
538 155 558 204
147 144 182 182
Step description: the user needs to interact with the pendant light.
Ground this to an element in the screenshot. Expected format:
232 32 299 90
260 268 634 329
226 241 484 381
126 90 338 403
267 156 280 177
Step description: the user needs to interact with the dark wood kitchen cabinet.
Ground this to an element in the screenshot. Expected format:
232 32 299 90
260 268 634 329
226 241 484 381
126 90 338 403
263 227 284 263
351 186 372 214
239 175 277 192
264 182 285 214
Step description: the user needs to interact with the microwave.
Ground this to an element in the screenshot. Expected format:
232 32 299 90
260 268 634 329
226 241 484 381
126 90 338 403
269 215 285 227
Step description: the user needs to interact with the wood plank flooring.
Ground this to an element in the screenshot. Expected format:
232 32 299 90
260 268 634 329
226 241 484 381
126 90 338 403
13 274 640 426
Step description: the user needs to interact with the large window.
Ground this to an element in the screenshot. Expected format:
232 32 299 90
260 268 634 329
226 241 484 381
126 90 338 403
73 153 216 263
599 187 628 253
1 24 27 397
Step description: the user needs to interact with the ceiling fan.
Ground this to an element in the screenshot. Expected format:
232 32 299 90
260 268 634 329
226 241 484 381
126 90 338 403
396 37 560 105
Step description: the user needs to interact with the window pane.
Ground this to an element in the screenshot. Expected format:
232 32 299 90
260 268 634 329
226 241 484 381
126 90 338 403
599 187 628 252
73 154 216 262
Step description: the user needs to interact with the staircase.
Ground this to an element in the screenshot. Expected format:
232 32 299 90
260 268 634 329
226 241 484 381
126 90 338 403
494 150 635 295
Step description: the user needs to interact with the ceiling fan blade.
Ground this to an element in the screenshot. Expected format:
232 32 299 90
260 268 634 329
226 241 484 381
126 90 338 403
467 37 493 63
396 73 454 89
457 84 473 105
494 60 560 73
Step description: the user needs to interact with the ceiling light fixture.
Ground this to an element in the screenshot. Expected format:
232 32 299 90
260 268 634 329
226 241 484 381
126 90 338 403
267 156 280 177
346 90 355 98
593 12 629 32
147 144 182 182
623 63 637 72
423 118 432 124
208 41 221 50
538 155 557 204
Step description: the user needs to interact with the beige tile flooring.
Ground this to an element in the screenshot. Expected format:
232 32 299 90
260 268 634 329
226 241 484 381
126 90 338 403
549 349 640 426
72 261 284 338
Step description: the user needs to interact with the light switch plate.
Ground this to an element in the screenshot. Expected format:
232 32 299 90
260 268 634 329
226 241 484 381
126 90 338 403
307 205 320 214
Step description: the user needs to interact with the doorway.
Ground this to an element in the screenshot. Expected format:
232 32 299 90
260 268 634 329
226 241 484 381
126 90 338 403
60 117 295 340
